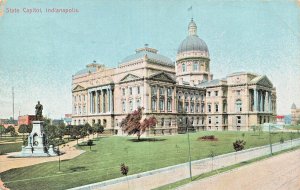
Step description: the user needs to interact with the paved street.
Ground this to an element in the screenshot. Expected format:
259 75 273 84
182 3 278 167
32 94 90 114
177 148 300 190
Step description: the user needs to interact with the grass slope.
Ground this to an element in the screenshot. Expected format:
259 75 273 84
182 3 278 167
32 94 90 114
2 131 299 190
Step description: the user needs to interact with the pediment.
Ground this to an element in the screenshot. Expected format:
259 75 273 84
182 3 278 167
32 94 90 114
149 72 176 83
72 85 85 92
120 74 141 83
251 75 273 88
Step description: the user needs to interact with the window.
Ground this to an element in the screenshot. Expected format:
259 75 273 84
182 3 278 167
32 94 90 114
159 99 165 111
196 103 200 112
151 86 157 95
83 104 86 114
190 102 194 113
159 87 164 95
169 118 172 127
161 118 164 126
167 99 172 111
136 99 141 108
129 87 133 95
215 91 218 96
167 88 172 96
152 98 157 111
237 90 241 96
193 62 199 71
129 101 133 111
83 95 86 101
216 116 219 125
237 116 241 124
201 103 204 113
207 91 211 97
79 105 81 115
182 63 186 72
74 105 77 115
236 100 242 112
98 119 101 124
78 120 81 125
79 95 81 102
122 101 126 112
122 88 125 96
185 102 189 112
137 86 140 94
215 104 219 112
208 117 211 124
208 104 211 112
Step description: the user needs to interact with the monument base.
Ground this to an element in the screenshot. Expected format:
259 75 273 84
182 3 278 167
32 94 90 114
13 121 58 157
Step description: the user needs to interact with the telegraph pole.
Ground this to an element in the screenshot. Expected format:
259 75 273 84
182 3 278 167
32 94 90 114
12 87 14 120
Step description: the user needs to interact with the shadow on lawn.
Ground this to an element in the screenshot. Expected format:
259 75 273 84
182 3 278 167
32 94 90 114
128 138 166 142
69 166 88 172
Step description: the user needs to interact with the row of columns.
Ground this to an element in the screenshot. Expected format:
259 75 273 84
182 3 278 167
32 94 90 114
253 89 272 112
88 86 113 114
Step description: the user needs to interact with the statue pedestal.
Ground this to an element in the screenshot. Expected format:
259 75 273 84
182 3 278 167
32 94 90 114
16 121 57 157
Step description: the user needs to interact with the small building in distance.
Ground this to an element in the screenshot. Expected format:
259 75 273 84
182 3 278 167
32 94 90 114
18 115 35 126
276 115 285 125
64 114 72 125
291 103 300 125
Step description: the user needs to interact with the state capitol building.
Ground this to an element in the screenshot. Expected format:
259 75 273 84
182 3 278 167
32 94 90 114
72 19 277 135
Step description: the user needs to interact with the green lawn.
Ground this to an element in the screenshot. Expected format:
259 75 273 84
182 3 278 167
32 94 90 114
2 131 300 190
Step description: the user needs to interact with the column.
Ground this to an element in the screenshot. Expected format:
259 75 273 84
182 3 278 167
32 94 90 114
89 92 92 113
268 92 271 113
96 90 99 113
102 89 105 113
108 88 112 113
265 91 269 113
254 89 257 112
259 90 263 112
110 88 114 113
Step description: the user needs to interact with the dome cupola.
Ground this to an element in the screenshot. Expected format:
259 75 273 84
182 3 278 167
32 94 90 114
177 18 209 57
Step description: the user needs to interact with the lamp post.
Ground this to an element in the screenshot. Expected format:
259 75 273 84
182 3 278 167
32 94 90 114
268 124 273 155
186 118 192 181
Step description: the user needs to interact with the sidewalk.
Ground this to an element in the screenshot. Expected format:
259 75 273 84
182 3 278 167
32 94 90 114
177 148 300 190
70 138 300 190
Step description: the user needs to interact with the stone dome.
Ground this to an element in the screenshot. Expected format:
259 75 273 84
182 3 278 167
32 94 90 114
177 19 209 54
291 103 296 109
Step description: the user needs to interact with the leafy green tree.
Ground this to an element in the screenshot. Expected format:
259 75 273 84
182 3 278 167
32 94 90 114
85 123 93 138
18 124 29 141
93 123 104 138
87 139 93 150
6 125 16 136
0 125 5 137
57 123 66 140
70 125 81 144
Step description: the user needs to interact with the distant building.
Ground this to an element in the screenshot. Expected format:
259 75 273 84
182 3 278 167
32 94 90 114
64 114 72 125
18 115 35 126
291 103 300 125
52 119 64 126
276 115 285 125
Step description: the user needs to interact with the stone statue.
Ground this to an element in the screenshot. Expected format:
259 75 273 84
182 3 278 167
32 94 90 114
35 101 43 121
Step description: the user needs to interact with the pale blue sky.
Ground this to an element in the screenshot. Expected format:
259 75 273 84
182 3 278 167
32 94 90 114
0 0 299 119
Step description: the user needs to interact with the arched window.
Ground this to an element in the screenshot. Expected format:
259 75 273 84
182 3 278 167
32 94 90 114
236 99 242 112
182 63 186 72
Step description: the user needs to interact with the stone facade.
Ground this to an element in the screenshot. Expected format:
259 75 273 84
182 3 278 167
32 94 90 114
72 19 277 134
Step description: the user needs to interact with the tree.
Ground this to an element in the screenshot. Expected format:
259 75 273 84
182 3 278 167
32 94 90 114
57 123 66 140
18 124 30 141
87 139 93 150
233 139 246 162
0 125 5 137
5 125 16 137
120 107 157 140
93 123 104 138
70 125 81 144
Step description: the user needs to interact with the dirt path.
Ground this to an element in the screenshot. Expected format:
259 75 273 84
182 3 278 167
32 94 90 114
0 138 88 190
177 149 300 190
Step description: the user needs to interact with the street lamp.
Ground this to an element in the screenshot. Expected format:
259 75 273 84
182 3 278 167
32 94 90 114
268 124 273 155
182 117 192 181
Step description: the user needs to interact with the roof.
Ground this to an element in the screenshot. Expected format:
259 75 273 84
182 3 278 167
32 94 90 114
74 67 97 76
197 79 221 88
291 103 296 109
121 47 173 66
178 35 209 54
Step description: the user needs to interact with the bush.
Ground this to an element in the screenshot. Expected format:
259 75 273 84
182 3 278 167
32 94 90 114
198 135 218 141
280 137 284 144
120 163 129 176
